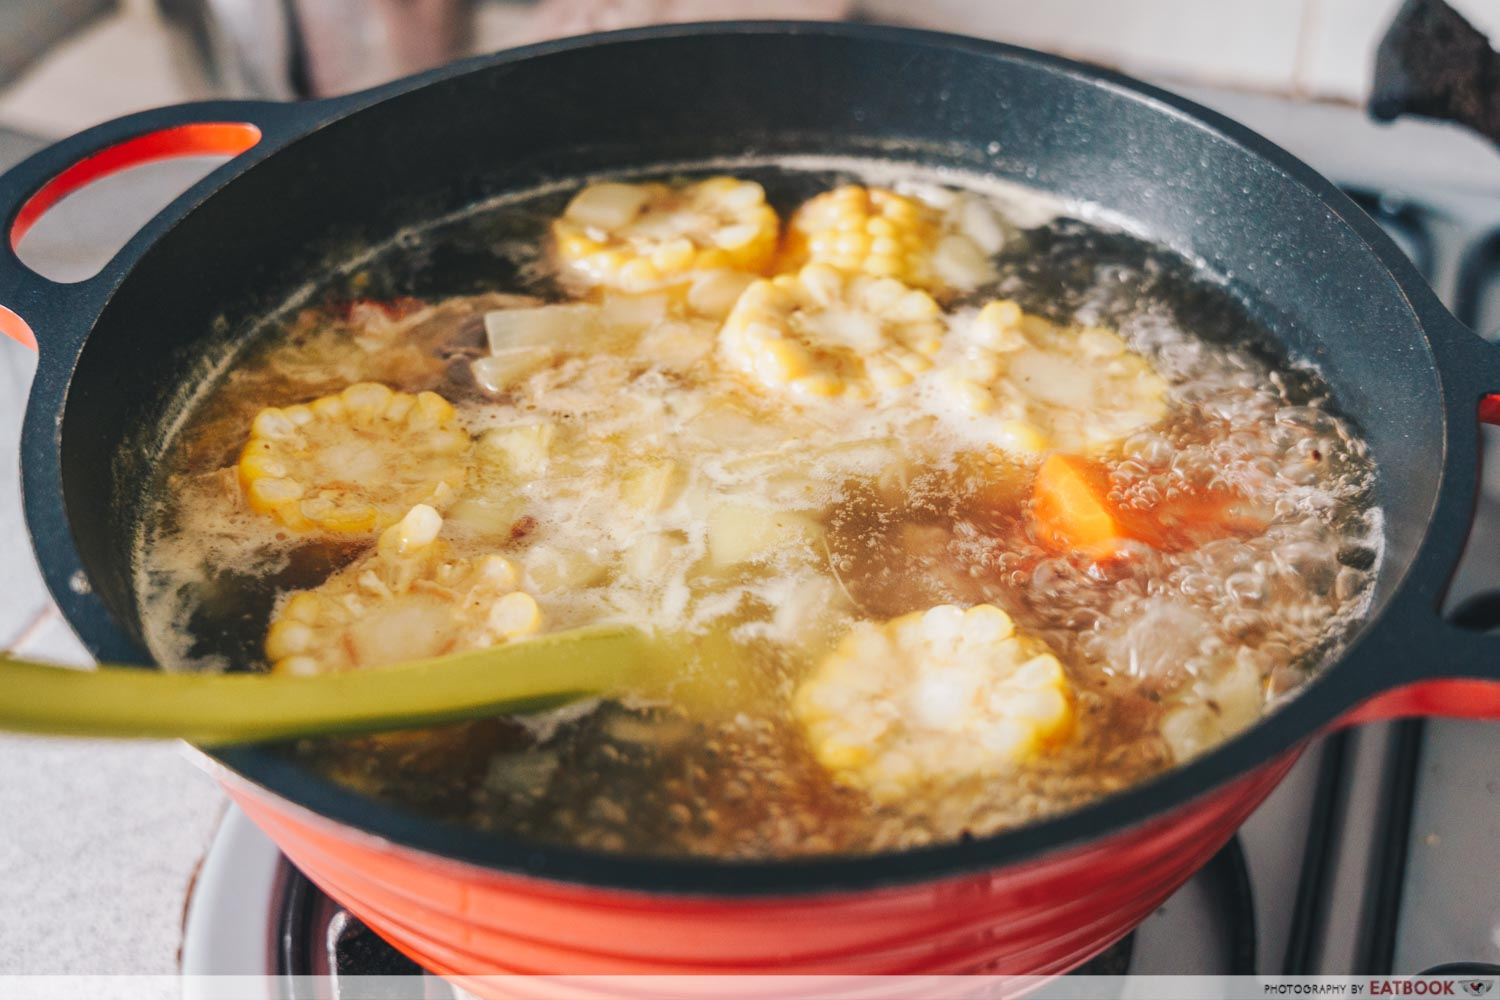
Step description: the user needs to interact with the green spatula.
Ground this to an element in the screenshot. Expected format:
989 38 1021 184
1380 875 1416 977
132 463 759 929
0 625 670 746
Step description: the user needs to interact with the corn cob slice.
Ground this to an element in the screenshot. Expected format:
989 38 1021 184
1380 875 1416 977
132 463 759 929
238 383 470 534
783 185 936 285
265 505 542 675
793 603 1074 803
718 263 945 402
927 300 1169 456
781 185 997 293
553 177 779 292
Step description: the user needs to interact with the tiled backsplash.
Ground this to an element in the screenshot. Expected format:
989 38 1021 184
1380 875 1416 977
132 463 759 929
5 0 1500 136
865 0 1500 102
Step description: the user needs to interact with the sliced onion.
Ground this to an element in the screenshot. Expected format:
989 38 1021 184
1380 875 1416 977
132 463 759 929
564 182 649 230
471 347 553 393
484 304 600 353
600 293 669 331
687 270 756 318
1008 349 1096 409
931 234 995 291
957 198 1007 254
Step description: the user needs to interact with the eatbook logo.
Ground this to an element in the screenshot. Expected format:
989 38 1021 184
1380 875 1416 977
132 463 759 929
1462 982 1494 997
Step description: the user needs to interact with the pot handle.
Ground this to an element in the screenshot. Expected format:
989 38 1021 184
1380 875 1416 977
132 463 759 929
1343 628 1500 725
0 100 308 352
1341 324 1500 725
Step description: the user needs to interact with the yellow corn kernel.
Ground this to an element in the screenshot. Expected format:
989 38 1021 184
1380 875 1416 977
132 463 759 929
264 620 314 661
309 395 345 421
238 383 470 534
793 603 1075 803
993 420 1049 456
891 349 934 377
756 337 812 385
237 443 287 480
391 503 443 552
245 476 304 509
790 372 846 400
477 554 520 590
865 356 913 391
409 391 456 429
1078 326 1128 359
974 300 1026 352
339 381 394 417
718 265 945 403
945 374 997 416
488 591 542 639
263 508 543 674
782 185 997 295
278 656 320 677
954 302 1171 454
251 408 298 440
279 592 325 625
552 177 779 291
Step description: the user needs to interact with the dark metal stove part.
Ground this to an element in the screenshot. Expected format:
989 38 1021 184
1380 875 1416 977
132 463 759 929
1372 0 1500 147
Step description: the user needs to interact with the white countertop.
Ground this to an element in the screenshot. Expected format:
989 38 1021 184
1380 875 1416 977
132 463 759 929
0 154 228 975
0 351 227 974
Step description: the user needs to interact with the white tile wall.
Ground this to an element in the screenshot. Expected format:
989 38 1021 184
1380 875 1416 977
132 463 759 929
0 4 212 137
864 0 1311 92
3 0 1500 135
1297 0 1500 101
864 0 1500 102
1297 0 1399 100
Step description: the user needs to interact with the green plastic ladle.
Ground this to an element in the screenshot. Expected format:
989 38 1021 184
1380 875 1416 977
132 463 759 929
0 625 667 746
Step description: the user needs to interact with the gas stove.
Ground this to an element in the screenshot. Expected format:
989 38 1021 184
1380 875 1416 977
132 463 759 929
0 75 1495 991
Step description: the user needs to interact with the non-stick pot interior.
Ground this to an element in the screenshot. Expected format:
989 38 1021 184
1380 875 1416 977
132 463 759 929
60 28 1442 668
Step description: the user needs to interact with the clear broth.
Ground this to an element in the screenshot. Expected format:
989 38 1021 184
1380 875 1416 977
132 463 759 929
136 161 1380 858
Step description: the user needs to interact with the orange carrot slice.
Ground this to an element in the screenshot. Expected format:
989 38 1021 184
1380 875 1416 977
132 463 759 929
1031 453 1267 560
1032 454 1133 559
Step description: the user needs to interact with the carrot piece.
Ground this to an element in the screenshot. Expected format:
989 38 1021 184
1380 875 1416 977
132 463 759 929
1030 453 1268 560
1031 454 1133 559
1155 493 1268 550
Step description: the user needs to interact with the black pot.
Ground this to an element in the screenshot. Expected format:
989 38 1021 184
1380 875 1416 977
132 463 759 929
1 22 1497 976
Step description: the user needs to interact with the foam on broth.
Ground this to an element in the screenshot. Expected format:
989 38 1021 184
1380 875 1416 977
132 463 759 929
135 159 1380 857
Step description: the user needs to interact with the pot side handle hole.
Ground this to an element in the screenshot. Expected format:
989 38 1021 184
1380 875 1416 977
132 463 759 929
0 120 264 351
